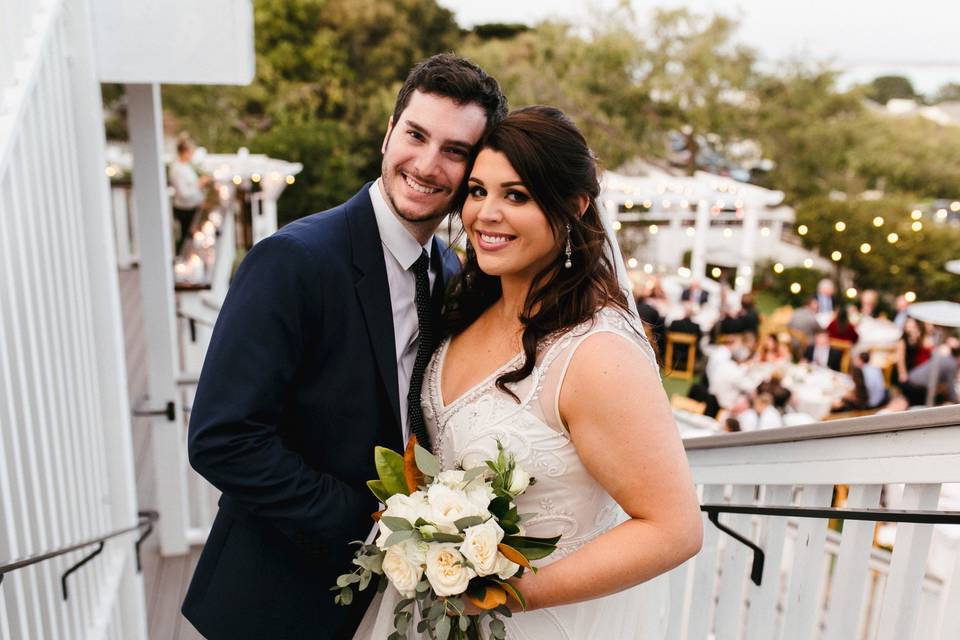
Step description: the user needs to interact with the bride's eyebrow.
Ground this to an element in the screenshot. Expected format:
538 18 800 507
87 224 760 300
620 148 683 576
501 181 525 188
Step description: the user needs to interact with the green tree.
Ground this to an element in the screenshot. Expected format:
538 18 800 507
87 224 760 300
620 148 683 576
866 75 917 105
932 82 960 103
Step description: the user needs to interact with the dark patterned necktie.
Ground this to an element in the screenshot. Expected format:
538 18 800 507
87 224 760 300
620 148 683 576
407 250 433 450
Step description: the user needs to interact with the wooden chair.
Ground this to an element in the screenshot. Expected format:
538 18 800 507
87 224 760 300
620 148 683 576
829 338 854 373
665 332 698 380
716 333 743 346
670 394 707 415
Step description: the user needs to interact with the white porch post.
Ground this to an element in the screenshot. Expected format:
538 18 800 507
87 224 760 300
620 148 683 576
736 206 759 294
126 82 190 556
251 192 278 244
690 200 710 281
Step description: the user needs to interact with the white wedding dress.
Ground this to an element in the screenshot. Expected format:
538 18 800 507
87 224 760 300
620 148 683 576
354 307 670 639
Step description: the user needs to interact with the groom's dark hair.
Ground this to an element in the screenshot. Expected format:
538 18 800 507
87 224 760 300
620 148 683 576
392 53 508 134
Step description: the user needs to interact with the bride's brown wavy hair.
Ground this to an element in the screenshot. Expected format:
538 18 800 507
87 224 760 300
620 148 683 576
445 105 631 400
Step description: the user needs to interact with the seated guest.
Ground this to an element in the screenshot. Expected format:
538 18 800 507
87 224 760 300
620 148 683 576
901 339 960 406
803 330 843 371
833 351 887 411
788 296 820 341
738 392 783 431
895 317 932 387
757 374 792 410
681 279 709 305
635 293 666 357
754 333 791 364
707 339 747 409
668 302 702 369
738 294 760 336
827 306 859 343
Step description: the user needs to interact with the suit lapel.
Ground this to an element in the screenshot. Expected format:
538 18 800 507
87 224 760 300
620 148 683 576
348 186 402 438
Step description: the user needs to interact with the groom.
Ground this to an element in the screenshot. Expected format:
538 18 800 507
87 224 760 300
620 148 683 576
182 54 507 639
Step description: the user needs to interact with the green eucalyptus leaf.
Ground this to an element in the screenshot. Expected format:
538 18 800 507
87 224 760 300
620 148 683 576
414 444 441 477
453 515 486 531
380 516 414 531
428 532 464 543
435 614 452 640
340 586 353 605
462 466 487 483
383 530 414 546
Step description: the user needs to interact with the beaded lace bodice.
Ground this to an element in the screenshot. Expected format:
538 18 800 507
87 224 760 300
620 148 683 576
422 307 657 563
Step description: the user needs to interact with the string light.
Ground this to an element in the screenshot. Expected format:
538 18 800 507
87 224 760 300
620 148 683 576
887 232 899 243
912 221 923 232
649 224 659 234
773 263 784 274
643 200 653 209
105 166 118 177
643 263 654 274
286 175 295 185
831 251 842 261
627 257 638 269
797 225 808 236
624 200 634 209
835 221 846 232
872 216 884 227
613 220 622 231
232 175 242 185
951 202 960 212
790 282 801 294
890 265 900 274
678 267 692 278
905 291 916 302
251 173 261 183
723 228 733 238
803 258 813 268
846 288 857 299
685 227 695 237
860 243 871 254
711 267 722 278
760 227 771 237
937 209 948 220
911 210 923 220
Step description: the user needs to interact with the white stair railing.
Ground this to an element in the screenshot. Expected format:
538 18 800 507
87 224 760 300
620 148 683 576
0 0 147 638
671 406 960 640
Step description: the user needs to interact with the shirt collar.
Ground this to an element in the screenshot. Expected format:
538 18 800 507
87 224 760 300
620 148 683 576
370 179 432 270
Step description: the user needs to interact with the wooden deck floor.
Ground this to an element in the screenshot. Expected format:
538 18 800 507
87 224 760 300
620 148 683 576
119 267 204 640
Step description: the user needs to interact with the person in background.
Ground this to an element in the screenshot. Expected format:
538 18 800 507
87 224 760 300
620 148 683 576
635 291 666 357
738 293 760 336
668 301 702 369
753 333 790 364
827 306 859 343
681 279 709 306
895 317 932 387
707 337 748 409
816 278 838 315
833 351 887 411
788 296 820 347
803 329 843 371
902 338 960 406
169 137 210 255
857 289 880 319
738 392 782 431
892 295 911 330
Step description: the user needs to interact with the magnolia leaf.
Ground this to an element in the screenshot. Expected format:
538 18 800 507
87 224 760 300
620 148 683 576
414 444 440 477
487 497 511 519
492 579 526 610
380 516 414 531
496 543 532 570
403 436 426 493
453 515 486 531
466 583 508 610
375 446 409 496
371 509 384 522
367 480 392 503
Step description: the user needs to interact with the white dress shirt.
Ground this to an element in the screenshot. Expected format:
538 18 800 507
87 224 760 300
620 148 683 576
369 179 437 445
169 160 204 209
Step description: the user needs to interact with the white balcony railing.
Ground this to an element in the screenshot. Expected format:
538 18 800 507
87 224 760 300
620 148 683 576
670 406 960 639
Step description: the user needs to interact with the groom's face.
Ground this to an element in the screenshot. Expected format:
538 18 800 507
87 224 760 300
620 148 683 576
381 90 487 228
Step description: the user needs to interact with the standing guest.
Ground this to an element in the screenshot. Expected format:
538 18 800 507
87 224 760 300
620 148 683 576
788 297 821 344
803 330 843 371
707 339 747 409
827 306 859 343
668 302 702 369
816 278 839 314
681 279 709 305
902 339 960 406
857 289 880 319
737 294 760 336
169 137 210 255
892 294 911 330
635 292 666 357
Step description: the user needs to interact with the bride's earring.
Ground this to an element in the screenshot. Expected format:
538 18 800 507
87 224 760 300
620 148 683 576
564 224 573 269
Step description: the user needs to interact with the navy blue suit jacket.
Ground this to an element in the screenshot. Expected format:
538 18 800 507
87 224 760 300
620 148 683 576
182 184 460 639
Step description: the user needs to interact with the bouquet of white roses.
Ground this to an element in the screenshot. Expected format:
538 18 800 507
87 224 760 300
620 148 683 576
333 438 559 640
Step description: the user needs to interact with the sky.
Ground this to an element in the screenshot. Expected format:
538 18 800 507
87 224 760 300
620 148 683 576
437 0 960 95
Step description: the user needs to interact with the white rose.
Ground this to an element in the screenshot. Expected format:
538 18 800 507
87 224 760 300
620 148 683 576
494 552 521 580
508 468 531 495
425 544 476 596
465 481 495 512
382 540 425 597
436 469 466 488
427 483 487 533
383 491 429 523
459 519 504 576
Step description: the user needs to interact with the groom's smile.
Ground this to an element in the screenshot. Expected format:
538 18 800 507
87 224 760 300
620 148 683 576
381 90 487 240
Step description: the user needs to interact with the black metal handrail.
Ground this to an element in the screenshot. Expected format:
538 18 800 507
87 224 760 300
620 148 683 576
701 503 960 587
0 510 158 600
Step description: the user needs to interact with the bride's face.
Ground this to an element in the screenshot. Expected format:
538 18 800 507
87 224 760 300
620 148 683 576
462 149 560 281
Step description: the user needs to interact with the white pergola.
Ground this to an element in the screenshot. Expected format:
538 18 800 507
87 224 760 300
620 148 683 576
600 166 792 293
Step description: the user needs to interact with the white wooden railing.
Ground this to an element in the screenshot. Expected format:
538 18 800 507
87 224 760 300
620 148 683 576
110 184 139 268
0 0 147 638
671 406 960 639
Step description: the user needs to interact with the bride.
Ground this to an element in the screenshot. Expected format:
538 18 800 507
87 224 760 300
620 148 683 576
356 106 702 638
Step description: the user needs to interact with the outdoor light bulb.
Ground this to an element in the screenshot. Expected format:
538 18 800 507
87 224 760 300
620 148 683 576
643 264 653 274
760 227 771 237
627 258 638 269
286 175 295 184
937 210 948 220
860 243 871 254
649 224 659 234
790 282 801 294
803 258 813 268
773 263 784 274
890 265 901 274
643 200 653 209
251 173 261 183
686 227 695 237
624 200 634 209
723 228 733 238
678 267 691 278
831 251 842 261
835 221 846 232
846 288 857 298
735 277 744 287
662 200 671 209
797 225 808 236
887 232 899 243
951 201 960 212
911 210 922 220
105 166 117 177
613 220 622 231
232 175 242 185
872 216 884 227
905 291 916 302
912 221 923 232
711 267 721 278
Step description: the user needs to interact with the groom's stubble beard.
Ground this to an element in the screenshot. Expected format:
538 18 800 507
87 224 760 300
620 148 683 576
380 157 455 234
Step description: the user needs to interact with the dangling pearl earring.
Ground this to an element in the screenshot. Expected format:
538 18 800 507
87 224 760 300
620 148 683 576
564 223 573 269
